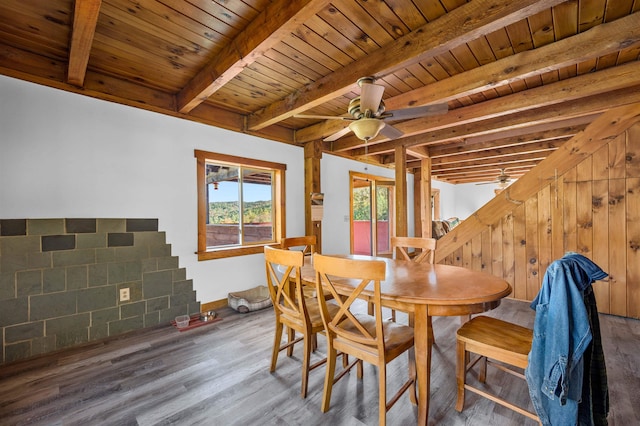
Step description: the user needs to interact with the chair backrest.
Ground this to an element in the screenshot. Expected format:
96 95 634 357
281 235 317 256
390 236 436 264
264 246 309 325
313 254 387 353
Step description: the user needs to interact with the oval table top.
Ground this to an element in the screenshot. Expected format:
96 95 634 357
301 254 512 311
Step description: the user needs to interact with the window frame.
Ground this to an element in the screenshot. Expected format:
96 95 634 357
195 149 286 260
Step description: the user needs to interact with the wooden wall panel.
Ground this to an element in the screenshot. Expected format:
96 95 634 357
491 219 503 278
513 203 527 300
502 213 515 288
538 186 552 283
576 158 593 258
563 168 577 253
525 196 540 300
626 177 640 318
435 121 640 319
608 177 627 317
592 144 610 311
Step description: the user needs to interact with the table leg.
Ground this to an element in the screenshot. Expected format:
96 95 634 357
414 305 432 425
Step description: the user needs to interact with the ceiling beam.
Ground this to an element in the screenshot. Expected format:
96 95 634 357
176 0 331 114
67 0 102 87
295 11 640 143
428 127 581 158
248 0 566 131
431 140 565 166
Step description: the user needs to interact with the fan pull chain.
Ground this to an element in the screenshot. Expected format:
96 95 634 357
364 141 368 171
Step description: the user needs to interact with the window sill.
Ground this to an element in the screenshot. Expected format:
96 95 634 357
197 243 279 260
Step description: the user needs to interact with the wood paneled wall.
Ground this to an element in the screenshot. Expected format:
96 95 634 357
437 118 640 319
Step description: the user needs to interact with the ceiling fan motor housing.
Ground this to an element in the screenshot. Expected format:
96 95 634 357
348 97 386 119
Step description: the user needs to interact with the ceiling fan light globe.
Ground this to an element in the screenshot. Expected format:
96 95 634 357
349 118 385 141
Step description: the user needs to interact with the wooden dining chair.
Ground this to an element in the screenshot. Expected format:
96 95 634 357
281 235 333 301
313 254 416 426
387 236 437 323
264 245 339 398
455 315 538 422
281 235 316 256
391 236 437 265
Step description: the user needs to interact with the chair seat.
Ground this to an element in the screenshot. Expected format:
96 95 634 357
335 314 414 358
457 316 532 368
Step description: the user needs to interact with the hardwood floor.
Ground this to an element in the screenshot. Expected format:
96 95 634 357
1 298 639 425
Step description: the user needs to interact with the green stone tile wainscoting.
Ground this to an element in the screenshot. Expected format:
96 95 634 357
0 218 200 365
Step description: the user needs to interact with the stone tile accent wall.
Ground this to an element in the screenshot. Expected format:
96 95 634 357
0 218 200 365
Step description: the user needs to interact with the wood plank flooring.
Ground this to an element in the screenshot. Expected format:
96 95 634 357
1 298 639 425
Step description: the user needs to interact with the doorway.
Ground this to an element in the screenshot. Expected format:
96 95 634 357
350 171 395 256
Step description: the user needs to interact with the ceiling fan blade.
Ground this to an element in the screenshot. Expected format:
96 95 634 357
383 103 449 121
378 123 403 140
360 82 385 113
293 114 349 120
323 126 353 142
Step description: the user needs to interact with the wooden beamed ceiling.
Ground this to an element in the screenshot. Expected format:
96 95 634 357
1 0 639 184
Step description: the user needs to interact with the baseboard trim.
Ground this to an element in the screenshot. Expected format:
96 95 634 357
201 298 228 312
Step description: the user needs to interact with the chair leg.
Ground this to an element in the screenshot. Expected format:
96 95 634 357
378 362 387 426
301 331 311 398
321 344 337 413
271 321 283 372
479 356 487 383
455 340 466 412
287 327 295 357
408 348 417 405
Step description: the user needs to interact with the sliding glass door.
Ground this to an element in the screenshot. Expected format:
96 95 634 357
350 172 395 256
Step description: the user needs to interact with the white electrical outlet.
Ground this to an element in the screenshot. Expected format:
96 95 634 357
119 287 130 302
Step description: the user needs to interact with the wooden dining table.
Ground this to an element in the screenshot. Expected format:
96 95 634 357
300 254 512 425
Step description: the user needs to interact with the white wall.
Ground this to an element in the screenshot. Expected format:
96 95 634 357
431 179 497 220
1 75 492 304
0 75 305 303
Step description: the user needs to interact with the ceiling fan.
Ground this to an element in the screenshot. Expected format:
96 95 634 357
477 169 513 188
294 77 448 142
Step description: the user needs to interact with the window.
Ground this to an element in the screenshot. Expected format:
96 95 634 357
195 150 286 260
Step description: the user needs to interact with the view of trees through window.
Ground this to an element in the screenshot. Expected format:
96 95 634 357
206 163 274 246
352 186 389 221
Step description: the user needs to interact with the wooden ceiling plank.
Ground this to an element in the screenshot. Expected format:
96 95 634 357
528 9 555 48
331 0 397 47
248 0 567 131
67 0 101 87
102 1 222 49
302 14 367 62
579 0 607 31
177 0 332 113
157 0 237 37
291 25 354 67
383 0 429 30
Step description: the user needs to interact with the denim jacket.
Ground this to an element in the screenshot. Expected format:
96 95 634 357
525 253 607 426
